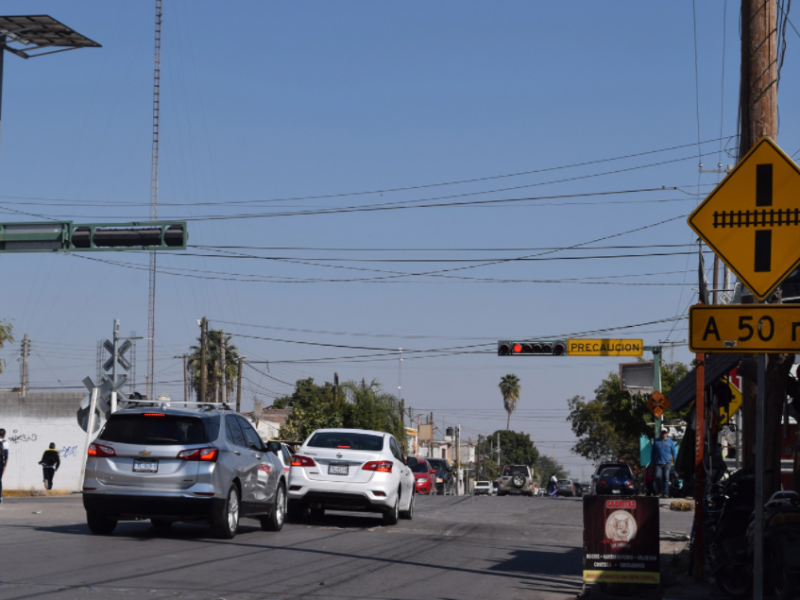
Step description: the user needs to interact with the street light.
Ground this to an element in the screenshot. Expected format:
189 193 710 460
0 15 101 151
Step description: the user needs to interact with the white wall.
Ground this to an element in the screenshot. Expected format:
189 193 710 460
3 416 88 492
1 392 88 492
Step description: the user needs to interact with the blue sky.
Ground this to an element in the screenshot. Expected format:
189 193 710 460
1 1 798 475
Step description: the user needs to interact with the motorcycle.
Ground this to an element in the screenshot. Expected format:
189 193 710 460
746 491 800 600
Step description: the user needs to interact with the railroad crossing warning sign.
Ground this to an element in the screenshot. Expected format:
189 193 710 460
688 137 800 301
646 391 670 419
689 305 800 353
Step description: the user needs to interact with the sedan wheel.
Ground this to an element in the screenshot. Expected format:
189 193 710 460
400 491 414 520
383 492 400 525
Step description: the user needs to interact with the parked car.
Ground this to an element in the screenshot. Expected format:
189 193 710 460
590 462 630 495
497 465 535 496
426 458 457 495
265 441 294 476
287 428 416 524
82 405 287 539
556 479 578 497
409 458 436 495
593 464 639 496
574 482 585 497
492 481 499 495
474 481 493 496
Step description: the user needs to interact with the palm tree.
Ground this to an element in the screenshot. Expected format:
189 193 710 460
499 374 521 430
187 329 239 402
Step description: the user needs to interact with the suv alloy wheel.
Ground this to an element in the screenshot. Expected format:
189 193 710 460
261 482 286 532
211 484 240 539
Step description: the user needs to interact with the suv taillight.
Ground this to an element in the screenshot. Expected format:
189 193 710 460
88 443 116 457
362 461 393 473
291 455 316 467
177 447 219 462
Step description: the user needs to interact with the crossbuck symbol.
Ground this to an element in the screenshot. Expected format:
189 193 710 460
711 164 797 273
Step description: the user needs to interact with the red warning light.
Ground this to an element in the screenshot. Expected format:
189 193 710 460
513 344 523 353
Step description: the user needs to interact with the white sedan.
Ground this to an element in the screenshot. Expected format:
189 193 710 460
287 428 416 525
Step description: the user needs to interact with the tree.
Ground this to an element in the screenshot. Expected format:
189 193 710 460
488 429 539 467
275 378 344 440
0 320 12 375
566 361 689 466
187 329 239 402
339 379 406 451
533 454 568 482
499 374 521 430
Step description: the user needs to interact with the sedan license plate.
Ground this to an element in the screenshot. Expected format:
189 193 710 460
612 488 621 494
328 464 349 476
133 460 158 473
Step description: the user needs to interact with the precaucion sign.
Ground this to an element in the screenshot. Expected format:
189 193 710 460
567 339 643 357
689 305 800 353
583 496 660 584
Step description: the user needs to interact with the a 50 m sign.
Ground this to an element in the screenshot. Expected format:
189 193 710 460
689 305 800 353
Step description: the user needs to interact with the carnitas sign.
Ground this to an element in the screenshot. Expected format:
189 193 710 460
583 496 660 584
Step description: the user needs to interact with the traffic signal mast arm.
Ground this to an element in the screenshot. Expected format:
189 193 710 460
0 221 187 253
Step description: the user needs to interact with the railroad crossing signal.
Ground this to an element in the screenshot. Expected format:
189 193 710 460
646 391 670 419
498 340 566 356
103 339 132 372
689 305 800 353
688 137 800 300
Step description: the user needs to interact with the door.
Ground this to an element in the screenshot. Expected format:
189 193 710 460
390 437 412 507
237 415 272 505
224 415 258 508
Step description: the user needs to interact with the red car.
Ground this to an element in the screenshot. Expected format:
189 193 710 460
410 458 436 495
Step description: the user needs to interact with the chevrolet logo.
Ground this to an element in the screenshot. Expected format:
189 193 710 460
139 450 152 456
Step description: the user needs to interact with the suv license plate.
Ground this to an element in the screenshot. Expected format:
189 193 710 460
328 465 349 476
612 489 621 494
133 460 158 473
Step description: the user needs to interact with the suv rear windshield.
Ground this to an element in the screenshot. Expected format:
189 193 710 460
307 431 383 451
426 459 449 474
502 466 528 476
99 413 217 446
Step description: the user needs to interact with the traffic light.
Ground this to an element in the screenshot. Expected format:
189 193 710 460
0 221 187 253
497 340 567 356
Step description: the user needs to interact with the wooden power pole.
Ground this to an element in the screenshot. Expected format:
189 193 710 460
200 317 207 403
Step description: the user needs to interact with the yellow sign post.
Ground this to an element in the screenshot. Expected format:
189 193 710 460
689 305 800 353
688 137 800 301
566 339 643 357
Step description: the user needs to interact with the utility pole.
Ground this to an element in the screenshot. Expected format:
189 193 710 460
20 333 28 398
333 372 339 403
430 412 434 459
497 431 501 470
456 423 461 495
477 434 482 481
738 4 780 598
111 319 119 413
174 354 189 407
214 359 219 403
398 348 402 402
220 329 226 404
400 398 405 428
236 356 246 412
200 318 207 403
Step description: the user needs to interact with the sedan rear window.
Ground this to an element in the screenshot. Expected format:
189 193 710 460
99 414 214 446
307 431 383 451
559 480 572 485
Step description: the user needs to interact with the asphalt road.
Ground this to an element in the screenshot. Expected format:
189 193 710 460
0 494 693 600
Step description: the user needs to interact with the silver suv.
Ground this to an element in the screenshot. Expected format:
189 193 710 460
497 464 535 496
82 405 287 539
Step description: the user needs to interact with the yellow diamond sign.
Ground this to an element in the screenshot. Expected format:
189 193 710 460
688 137 800 301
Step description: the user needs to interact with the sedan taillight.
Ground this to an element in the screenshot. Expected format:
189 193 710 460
362 461 393 473
291 455 316 467
88 443 115 457
177 447 219 462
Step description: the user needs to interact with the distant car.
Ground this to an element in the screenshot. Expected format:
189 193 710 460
492 481 499 495
591 462 630 495
574 482 585 497
426 458 456 495
474 481 493 496
265 441 294 476
82 406 288 539
497 465 535 496
287 428 416 524
594 464 638 496
409 458 436 495
557 479 577 497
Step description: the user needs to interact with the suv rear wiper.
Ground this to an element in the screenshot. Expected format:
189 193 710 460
144 437 179 444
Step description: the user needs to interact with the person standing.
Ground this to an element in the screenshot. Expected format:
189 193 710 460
38 443 60 491
651 429 677 498
0 429 7 503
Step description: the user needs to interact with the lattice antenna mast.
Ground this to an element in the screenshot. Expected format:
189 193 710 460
147 0 162 398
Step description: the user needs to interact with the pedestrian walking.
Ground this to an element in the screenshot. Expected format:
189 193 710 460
0 429 7 503
651 429 677 498
38 443 60 491
547 473 558 497
644 462 656 496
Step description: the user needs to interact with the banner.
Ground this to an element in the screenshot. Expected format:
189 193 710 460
583 496 660 584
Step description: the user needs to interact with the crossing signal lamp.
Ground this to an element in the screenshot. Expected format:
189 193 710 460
497 340 567 357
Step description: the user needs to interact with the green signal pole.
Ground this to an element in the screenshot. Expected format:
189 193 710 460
644 345 662 435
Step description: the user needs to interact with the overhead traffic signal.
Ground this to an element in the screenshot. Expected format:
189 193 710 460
497 340 567 357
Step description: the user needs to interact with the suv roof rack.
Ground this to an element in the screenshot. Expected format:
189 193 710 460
122 400 234 411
